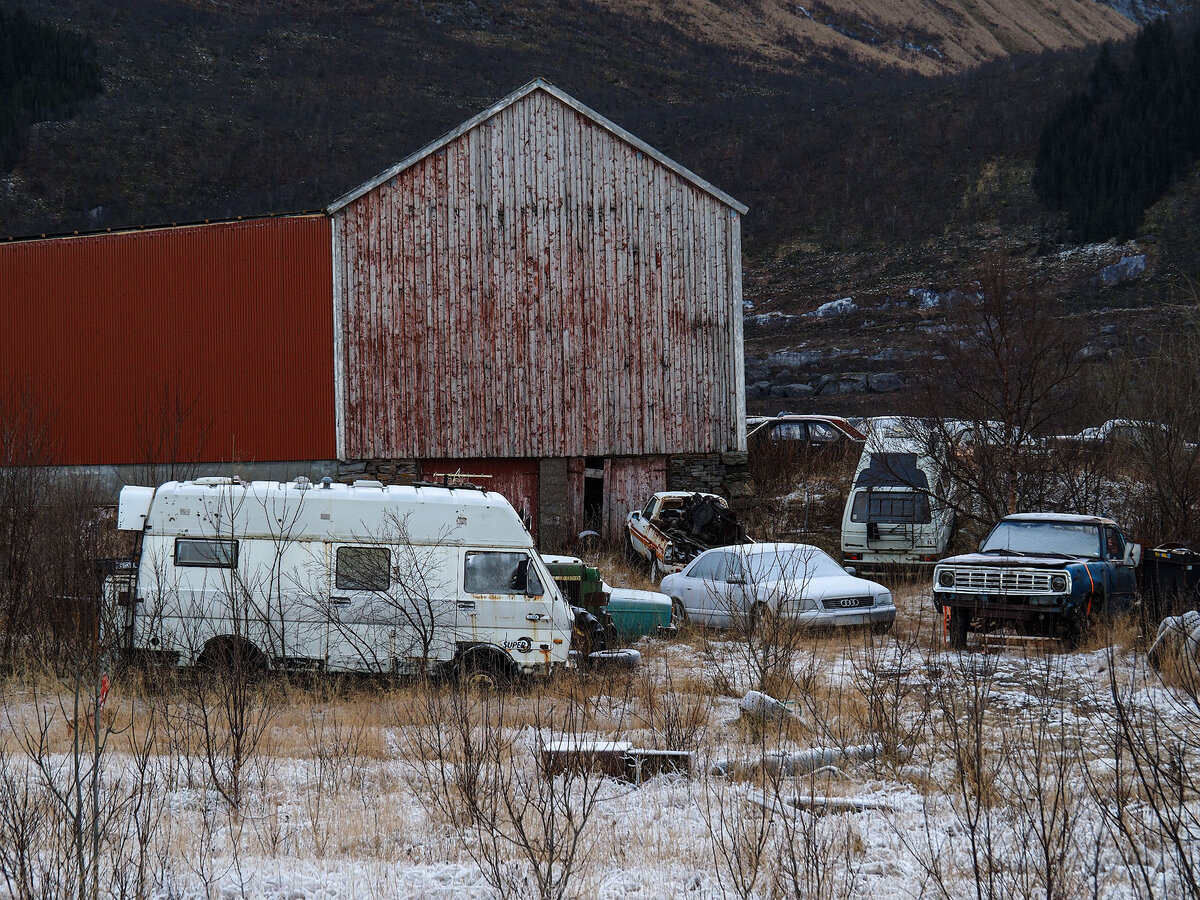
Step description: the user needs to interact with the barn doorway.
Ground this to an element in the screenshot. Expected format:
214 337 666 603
583 457 605 534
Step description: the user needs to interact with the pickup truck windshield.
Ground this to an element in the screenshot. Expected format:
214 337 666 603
981 521 1101 559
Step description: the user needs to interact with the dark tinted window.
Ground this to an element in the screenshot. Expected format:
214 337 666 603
854 453 930 490
851 491 932 524
175 538 238 568
336 546 390 591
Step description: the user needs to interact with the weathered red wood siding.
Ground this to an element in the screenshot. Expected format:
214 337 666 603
0 216 335 465
420 458 540 535
603 456 668 539
333 87 744 462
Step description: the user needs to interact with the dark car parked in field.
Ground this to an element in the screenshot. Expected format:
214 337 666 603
746 414 866 454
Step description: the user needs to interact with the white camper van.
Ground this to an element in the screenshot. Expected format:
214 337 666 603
110 477 574 681
840 423 954 570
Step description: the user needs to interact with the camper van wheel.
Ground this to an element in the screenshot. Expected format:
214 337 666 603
197 637 268 678
457 648 514 691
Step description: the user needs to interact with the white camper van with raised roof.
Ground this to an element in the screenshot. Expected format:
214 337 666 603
109 476 574 683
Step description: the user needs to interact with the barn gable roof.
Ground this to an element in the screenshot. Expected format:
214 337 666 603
326 77 749 215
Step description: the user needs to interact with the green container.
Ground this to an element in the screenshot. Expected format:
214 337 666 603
606 586 673 637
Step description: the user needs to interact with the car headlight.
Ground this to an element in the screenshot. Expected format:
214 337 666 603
937 569 955 588
1051 574 1068 592
878 591 894 606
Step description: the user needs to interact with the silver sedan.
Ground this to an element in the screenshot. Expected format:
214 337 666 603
661 542 895 632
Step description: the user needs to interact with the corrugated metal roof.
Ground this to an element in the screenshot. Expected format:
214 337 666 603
326 78 749 216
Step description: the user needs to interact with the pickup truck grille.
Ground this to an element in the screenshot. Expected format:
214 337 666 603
821 596 874 610
948 567 1055 594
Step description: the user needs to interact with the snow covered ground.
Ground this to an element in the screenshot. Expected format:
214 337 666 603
1 587 1197 899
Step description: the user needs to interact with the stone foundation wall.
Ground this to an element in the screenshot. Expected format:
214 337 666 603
537 458 570 554
337 459 419 483
667 451 755 506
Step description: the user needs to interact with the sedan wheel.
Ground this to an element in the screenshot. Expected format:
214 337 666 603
670 597 688 626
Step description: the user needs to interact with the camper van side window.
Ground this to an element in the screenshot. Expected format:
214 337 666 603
175 538 238 568
464 551 544 596
336 547 391 591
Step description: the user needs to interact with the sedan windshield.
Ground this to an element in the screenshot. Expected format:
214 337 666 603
745 547 845 581
981 521 1101 559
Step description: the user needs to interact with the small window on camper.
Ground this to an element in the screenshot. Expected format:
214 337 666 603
336 547 391 591
174 538 238 568
850 491 932 524
464 551 544 596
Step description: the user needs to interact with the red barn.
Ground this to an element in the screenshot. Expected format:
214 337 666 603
0 79 748 549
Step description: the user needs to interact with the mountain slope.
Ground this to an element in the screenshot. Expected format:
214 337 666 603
0 0 1143 239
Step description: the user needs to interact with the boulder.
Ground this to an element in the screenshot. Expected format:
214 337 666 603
782 383 814 399
815 373 869 395
868 372 906 393
1097 254 1146 285
766 349 823 368
805 297 857 318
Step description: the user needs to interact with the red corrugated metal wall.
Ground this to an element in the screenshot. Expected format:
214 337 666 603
334 87 744 462
0 216 335 465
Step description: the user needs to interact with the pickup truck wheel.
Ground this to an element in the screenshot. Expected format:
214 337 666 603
947 608 969 649
1059 609 1092 650
670 598 688 626
624 531 639 563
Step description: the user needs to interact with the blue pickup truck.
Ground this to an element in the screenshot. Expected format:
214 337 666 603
933 513 1142 647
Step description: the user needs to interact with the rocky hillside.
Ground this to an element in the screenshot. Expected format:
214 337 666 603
2 0 1198 425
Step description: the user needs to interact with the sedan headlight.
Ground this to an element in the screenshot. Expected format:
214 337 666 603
1051 574 1068 592
877 591 894 606
937 569 955 588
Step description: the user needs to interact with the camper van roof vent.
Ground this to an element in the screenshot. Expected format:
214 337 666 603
293 476 312 490
352 479 385 490
321 477 333 489
195 476 238 487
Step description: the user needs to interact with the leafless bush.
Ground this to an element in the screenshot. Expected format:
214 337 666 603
1088 644 1200 898
634 659 713 751
404 683 617 899
847 625 931 769
907 255 1092 543
769 773 863 900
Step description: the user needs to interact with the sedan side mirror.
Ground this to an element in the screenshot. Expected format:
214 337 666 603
1125 543 1142 567
844 566 856 576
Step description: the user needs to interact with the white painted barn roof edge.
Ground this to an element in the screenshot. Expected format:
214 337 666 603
325 77 750 215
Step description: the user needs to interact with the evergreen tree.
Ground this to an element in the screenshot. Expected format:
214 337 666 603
1033 18 1200 242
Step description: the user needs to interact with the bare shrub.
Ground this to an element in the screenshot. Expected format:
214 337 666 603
1088 644 1200 898
404 682 617 899
634 659 713 751
906 254 1093 543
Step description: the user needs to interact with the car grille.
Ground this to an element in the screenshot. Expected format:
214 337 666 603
949 567 1055 594
821 596 874 610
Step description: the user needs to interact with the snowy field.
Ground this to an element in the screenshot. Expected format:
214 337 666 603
1 585 1198 899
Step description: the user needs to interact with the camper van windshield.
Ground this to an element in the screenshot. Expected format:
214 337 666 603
465 551 544 596
854 453 929 490
851 491 932 524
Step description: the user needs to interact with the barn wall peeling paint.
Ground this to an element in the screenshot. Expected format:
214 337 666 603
334 86 745 462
